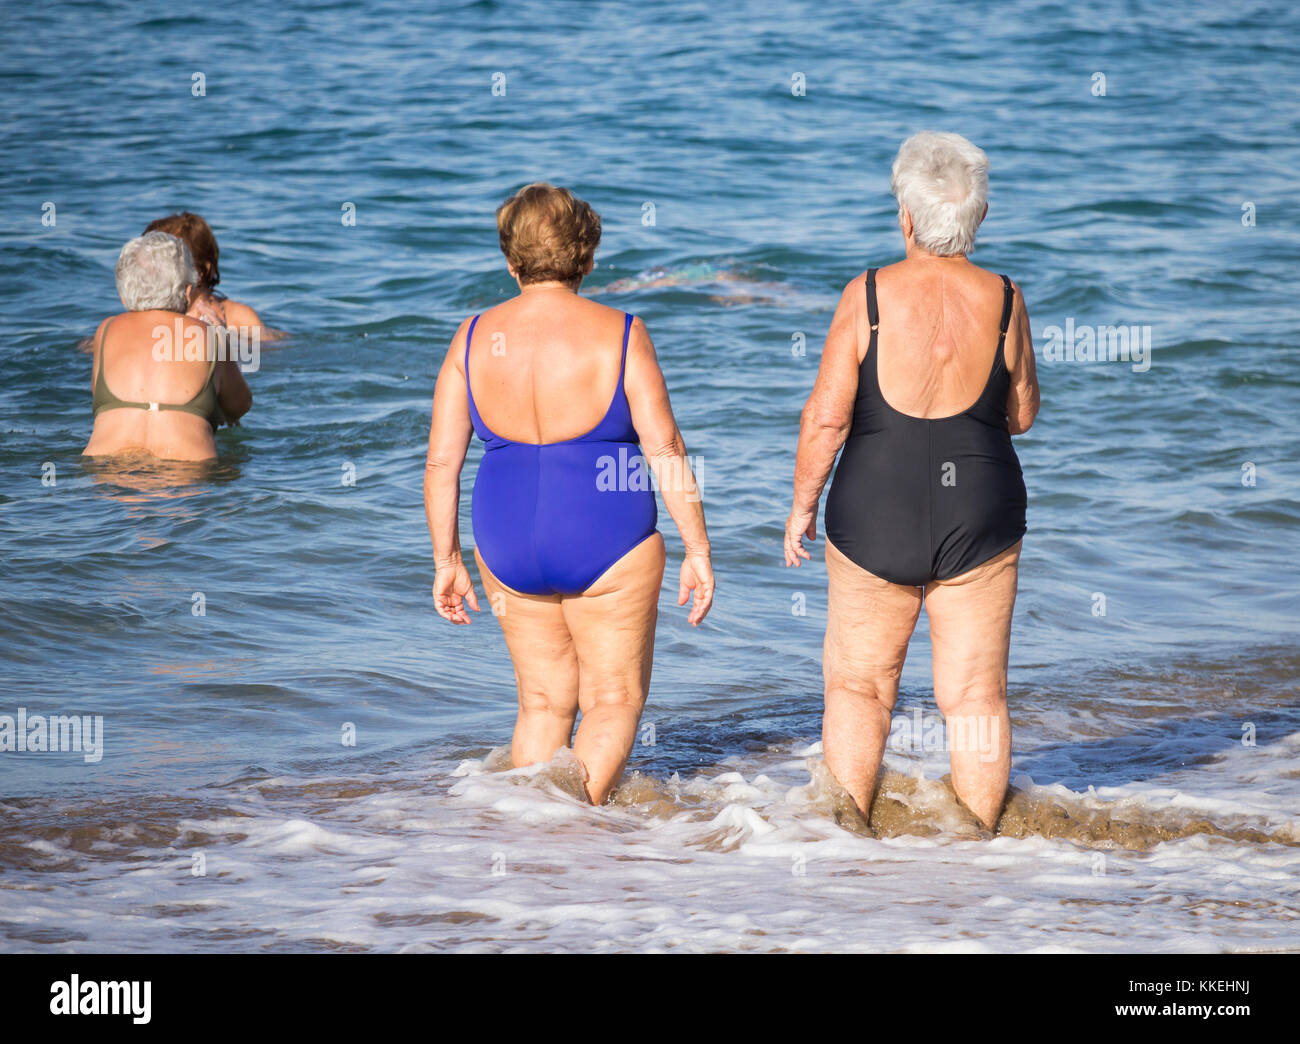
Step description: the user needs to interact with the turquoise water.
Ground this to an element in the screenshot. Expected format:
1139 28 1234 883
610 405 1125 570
1 0 1298 952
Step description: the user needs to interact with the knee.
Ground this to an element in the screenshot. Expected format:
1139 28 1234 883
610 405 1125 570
824 670 896 714
934 681 1005 721
581 685 642 718
518 687 572 719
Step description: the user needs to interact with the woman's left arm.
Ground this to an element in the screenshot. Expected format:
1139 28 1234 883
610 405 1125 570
1004 279 1039 434
785 278 864 567
424 319 480 624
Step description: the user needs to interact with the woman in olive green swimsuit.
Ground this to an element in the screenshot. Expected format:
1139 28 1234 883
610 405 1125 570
83 232 252 462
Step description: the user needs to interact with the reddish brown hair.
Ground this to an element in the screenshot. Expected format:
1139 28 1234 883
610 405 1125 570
144 211 220 292
496 183 601 286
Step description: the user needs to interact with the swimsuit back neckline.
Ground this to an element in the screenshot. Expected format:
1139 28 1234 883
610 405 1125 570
865 268 1014 423
465 310 636 447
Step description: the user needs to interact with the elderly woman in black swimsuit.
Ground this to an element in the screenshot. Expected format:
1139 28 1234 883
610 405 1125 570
785 132 1040 830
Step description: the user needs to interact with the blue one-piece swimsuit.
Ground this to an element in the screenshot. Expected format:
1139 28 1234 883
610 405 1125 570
465 311 659 596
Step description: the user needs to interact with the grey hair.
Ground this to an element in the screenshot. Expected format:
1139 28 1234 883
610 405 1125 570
890 132 990 256
114 231 196 312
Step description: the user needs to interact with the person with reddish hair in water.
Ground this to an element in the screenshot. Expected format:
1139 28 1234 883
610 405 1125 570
144 211 274 337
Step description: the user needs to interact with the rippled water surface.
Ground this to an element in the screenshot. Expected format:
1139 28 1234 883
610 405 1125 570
1 0 1298 952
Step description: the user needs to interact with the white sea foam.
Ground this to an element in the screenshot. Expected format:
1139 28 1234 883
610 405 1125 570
2 732 1296 953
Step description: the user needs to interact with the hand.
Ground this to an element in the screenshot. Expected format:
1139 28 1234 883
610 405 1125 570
678 551 714 626
189 296 225 327
784 508 817 567
432 560 480 624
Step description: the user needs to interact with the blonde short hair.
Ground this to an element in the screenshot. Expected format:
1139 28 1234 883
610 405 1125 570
496 182 601 286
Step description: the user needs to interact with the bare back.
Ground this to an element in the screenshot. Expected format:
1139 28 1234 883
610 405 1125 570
870 259 1015 419
83 311 220 461
466 290 632 444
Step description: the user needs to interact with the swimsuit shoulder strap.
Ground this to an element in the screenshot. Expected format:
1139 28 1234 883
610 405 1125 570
180 323 220 408
618 312 633 383
94 316 113 378
96 315 112 358
463 313 481 396
463 314 491 435
863 268 882 392
204 329 219 382
178 326 221 420
92 316 127 409
578 313 637 443
989 274 1015 382
969 275 1017 414
997 274 1014 347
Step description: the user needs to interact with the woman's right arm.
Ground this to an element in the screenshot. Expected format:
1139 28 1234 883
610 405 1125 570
424 319 480 625
624 318 714 626
785 278 863 566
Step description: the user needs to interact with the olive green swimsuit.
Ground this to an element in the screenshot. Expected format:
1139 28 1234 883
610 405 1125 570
92 316 225 429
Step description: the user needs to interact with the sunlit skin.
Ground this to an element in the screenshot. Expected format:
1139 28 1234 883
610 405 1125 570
424 261 714 805
785 204 1040 829
187 290 278 340
77 290 277 355
83 287 253 462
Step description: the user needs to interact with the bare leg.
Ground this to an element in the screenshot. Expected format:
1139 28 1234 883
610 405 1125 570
822 539 922 816
476 549 579 767
560 533 666 804
924 541 1020 829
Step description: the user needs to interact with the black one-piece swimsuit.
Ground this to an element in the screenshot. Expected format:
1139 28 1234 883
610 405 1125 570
824 268 1027 587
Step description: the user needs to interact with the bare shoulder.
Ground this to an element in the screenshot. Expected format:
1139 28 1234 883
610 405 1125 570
577 295 652 356
178 313 210 337
88 315 112 348
627 312 653 346
871 260 909 287
446 313 479 374
221 299 262 328
954 261 1008 292
989 272 1028 326
843 269 871 296
842 270 877 309
621 315 659 375
574 292 633 326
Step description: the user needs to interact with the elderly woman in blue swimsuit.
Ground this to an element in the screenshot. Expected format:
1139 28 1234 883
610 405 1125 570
424 182 714 804
786 133 1040 830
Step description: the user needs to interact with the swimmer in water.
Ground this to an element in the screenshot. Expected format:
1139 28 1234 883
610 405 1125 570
591 260 798 307
596 262 740 293
84 232 252 462
144 211 279 338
